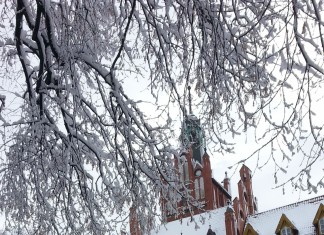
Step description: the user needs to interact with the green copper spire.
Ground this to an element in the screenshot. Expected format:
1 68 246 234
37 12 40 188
181 86 205 163
188 86 193 114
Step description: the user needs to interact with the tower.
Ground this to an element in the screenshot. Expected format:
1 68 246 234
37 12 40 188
142 87 257 235
162 86 232 222
181 86 205 164
239 165 257 215
235 165 258 234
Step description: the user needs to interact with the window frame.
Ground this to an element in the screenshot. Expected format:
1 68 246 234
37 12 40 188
319 217 324 234
194 176 205 199
200 177 205 198
183 160 189 182
194 178 199 199
280 226 292 235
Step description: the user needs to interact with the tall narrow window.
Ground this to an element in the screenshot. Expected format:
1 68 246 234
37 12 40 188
195 179 199 199
194 176 205 199
281 227 292 235
200 177 205 198
183 161 189 182
320 217 324 234
179 165 184 182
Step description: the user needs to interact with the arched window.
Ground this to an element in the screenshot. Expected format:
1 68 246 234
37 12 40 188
180 160 189 183
281 227 292 235
194 179 199 198
320 217 324 234
183 161 189 182
244 192 248 202
179 167 183 181
200 177 205 198
239 210 244 219
194 177 205 199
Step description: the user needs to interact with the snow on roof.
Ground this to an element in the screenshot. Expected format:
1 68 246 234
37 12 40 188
150 206 228 235
246 195 324 235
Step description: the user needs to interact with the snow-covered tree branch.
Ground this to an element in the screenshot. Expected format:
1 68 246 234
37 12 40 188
0 0 323 233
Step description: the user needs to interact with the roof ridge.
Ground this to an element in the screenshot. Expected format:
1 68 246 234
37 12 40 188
251 195 324 216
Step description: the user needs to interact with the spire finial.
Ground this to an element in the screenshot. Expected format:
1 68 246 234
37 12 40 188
188 86 192 114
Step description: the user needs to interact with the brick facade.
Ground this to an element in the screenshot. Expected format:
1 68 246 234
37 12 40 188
129 110 258 235
129 142 258 235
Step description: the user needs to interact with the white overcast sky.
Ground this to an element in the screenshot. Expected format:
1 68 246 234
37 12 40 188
212 144 324 212
123 75 324 213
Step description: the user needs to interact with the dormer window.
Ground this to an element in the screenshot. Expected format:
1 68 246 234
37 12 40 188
319 217 324 234
243 223 259 235
275 214 297 235
312 203 324 235
280 227 292 235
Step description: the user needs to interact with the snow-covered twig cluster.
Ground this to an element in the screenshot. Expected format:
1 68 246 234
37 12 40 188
0 0 323 234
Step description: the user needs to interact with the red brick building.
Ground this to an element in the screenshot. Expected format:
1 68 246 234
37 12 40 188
129 144 258 235
129 132 324 235
160 137 258 234
129 105 258 235
128 91 324 235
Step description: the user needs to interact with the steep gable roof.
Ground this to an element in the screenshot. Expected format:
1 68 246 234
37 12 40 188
313 203 324 225
243 223 259 235
245 195 324 235
274 214 297 234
